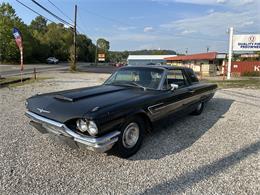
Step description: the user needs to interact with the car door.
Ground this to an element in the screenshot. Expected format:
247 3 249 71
148 69 192 119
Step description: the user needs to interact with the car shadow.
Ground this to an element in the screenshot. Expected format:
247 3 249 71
130 97 234 161
141 140 260 194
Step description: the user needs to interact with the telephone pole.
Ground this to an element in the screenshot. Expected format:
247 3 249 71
227 27 233 80
73 5 77 70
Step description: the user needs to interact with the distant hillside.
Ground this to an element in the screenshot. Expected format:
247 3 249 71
109 49 177 62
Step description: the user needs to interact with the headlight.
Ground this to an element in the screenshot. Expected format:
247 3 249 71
76 119 98 136
88 121 98 136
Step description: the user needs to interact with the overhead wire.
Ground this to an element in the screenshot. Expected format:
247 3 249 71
31 0 73 27
47 0 74 23
15 0 55 23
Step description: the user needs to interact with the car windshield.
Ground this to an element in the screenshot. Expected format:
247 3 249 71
104 67 164 90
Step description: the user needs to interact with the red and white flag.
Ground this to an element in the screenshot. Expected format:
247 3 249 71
12 27 24 71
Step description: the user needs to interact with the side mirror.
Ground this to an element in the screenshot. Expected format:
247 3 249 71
170 84 179 91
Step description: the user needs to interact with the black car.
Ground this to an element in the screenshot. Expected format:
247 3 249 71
25 65 217 158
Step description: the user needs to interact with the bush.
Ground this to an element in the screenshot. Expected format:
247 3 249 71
241 71 260 77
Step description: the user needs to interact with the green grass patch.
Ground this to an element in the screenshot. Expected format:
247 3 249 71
205 78 260 89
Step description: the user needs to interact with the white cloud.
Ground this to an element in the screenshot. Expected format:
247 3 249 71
160 11 257 36
181 30 196 34
143 26 154 32
152 0 258 6
108 33 159 42
116 26 136 31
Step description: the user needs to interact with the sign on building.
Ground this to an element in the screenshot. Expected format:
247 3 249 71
233 34 260 51
98 53 105 62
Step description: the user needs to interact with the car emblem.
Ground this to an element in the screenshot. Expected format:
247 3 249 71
37 108 50 113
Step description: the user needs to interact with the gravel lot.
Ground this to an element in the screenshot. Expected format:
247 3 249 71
0 72 260 194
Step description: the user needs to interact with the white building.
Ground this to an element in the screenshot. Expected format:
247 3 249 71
127 55 177 66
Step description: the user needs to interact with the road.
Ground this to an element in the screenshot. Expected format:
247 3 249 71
0 63 117 77
0 63 69 77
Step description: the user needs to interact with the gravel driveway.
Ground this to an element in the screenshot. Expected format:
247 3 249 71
0 72 259 194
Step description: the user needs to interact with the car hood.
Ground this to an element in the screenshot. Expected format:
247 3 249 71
26 85 146 123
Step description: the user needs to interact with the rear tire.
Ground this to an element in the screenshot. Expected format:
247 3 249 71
191 102 204 115
110 117 144 158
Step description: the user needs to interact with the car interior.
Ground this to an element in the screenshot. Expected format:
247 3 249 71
163 69 188 90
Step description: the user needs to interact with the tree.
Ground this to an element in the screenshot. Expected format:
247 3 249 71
0 3 98 63
97 38 110 61
97 38 110 52
0 2 35 63
30 16 47 33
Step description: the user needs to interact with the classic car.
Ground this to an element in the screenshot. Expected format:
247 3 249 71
25 65 217 158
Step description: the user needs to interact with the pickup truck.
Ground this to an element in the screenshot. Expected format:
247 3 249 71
25 65 217 158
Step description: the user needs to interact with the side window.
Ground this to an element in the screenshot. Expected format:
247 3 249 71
186 69 199 83
163 69 188 89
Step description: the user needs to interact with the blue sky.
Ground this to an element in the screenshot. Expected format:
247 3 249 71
3 0 260 53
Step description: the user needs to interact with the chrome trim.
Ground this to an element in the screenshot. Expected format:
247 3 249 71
25 111 120 152
147 89 216 115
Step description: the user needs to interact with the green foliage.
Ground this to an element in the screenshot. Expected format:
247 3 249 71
97 38 110 52
0 3 97 64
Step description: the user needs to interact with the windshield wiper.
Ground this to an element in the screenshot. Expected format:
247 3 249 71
127 82 146 91
104 81 146 90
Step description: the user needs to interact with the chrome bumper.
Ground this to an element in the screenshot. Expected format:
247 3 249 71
25 111 120 153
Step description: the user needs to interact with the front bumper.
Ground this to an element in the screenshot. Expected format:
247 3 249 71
25 111 120 153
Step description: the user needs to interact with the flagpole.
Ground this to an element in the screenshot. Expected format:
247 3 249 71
20 48 23 82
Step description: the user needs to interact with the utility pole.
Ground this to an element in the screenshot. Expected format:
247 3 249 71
73 5 77 70
227 27 233 80
95 39 98 66
206 46 209 53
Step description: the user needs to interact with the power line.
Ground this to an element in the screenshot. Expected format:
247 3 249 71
79 7 133 27
31 0 73 27
47 0 73 23
15 0 55 23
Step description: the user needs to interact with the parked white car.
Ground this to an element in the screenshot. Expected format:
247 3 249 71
46 57 59 64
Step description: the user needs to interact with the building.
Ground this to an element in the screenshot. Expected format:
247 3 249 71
127 55 177 66
165 52 226 76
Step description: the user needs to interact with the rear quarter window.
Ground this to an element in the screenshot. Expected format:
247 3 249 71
186 69 199 83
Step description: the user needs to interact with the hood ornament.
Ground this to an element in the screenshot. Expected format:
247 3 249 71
37 108 50 114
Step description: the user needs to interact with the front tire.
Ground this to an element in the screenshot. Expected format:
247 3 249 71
110 117 144 158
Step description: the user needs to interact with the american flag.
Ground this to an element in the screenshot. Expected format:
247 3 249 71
12 27 23 71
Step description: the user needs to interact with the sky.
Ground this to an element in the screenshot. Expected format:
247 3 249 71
2 0 260 53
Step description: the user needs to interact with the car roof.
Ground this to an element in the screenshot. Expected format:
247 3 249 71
124 65 190 70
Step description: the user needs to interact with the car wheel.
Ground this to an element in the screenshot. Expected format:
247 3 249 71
191 102 204 115
110 117 144 158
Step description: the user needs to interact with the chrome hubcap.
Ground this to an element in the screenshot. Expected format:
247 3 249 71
122 122 140 148
197 103 202 111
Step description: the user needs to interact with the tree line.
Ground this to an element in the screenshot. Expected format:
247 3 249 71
0 3 111 64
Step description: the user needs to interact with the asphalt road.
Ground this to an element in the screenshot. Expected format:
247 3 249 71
0 63 117 77
0 63 69 77
0 72 259 194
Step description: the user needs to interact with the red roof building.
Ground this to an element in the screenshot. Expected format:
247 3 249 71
164 52 226 77
164 52 217 61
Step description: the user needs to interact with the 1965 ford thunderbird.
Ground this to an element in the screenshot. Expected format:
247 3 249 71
25 65 217 158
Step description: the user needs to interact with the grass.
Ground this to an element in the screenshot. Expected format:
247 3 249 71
205 78 260 89
0 77 51 88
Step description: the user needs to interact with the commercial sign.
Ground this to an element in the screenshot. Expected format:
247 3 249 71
98 53 105 62
233 34 260 51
